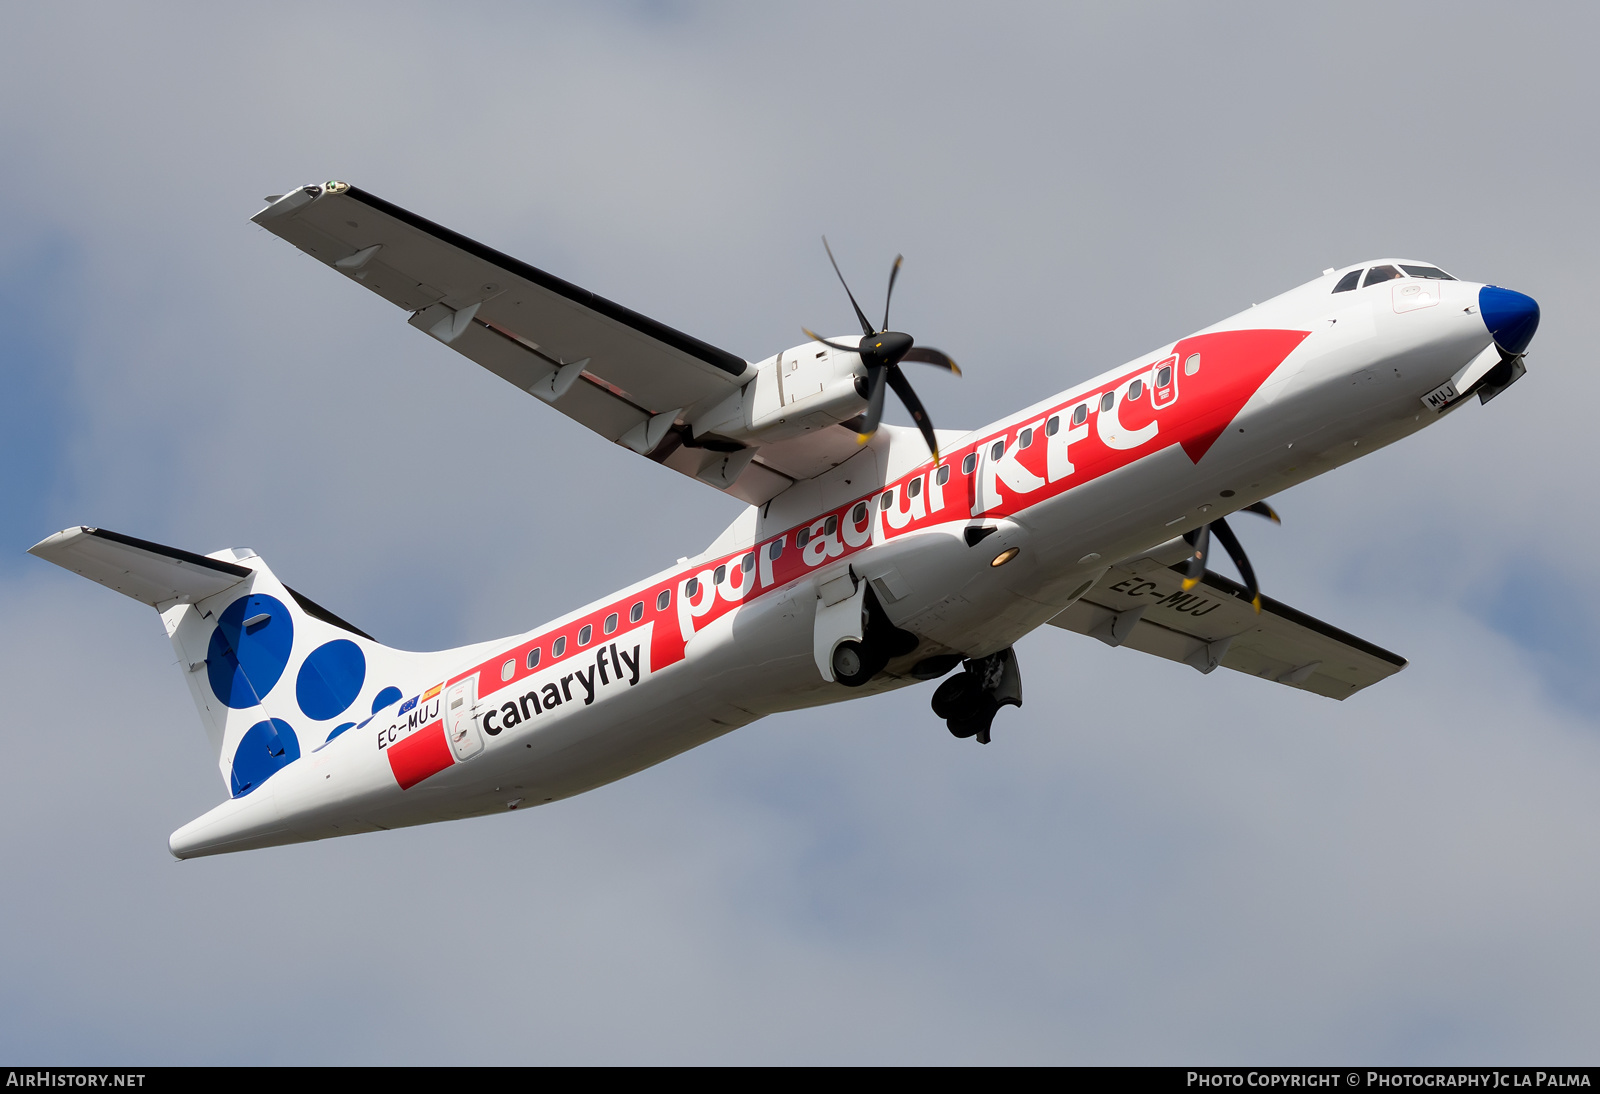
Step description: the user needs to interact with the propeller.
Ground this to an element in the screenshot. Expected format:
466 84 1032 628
1181 501 1281 612
804 238 960 462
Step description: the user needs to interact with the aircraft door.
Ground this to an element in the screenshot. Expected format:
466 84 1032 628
445 678 484 761
1150 355 1179 409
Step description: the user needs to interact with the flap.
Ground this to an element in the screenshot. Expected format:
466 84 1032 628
1048 548 1406 699
252 183 823 503
29 527 251 607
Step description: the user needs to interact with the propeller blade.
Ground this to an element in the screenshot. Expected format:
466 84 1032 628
855 366 888 443
822 237 875 336
1241 500 1281 524
882 254 903 332
901 346 962 376
1209 516 1262 612
801 328 867 355
1181 524 1210 591
885 364 941 463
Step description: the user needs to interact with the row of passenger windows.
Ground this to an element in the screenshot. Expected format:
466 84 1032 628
943 359 1200 476
1332 263 1456 293
504 365 1215 683
502 593 665 679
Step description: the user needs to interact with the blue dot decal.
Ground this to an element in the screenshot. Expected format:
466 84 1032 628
296 639 367 721
324 722 356 745
371 686 403 715
207 594 294 710
230 718 300 797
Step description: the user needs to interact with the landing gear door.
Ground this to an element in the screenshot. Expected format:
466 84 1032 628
813 572 867 682
1150 355 1179 409
445 678 484 761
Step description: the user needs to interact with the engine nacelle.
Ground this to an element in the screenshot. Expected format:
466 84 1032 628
692 339 868 444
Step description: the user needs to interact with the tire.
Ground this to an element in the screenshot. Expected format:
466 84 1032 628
947 697 999 741
932 671 986 720
831 640 874 687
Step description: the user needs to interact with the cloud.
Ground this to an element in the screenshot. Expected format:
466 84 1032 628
2 1 1599 1064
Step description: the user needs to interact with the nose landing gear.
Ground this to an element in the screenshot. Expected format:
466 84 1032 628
930 648 1021 744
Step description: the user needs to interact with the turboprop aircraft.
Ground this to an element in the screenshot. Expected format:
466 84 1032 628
29 181 1541 859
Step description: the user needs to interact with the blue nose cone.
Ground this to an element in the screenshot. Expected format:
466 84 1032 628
1480 285 1540 355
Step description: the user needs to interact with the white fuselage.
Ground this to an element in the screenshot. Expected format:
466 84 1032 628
170 265 1498 858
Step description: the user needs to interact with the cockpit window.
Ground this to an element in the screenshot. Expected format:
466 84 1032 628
1400 264 1455 281
1363 265 1401 287
1332 270 1362 293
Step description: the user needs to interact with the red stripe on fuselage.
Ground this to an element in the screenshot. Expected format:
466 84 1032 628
387 721 453 790
447 327 1308 687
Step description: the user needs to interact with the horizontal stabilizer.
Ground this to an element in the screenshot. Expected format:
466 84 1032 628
28 527 251 607
1050 547 1406 699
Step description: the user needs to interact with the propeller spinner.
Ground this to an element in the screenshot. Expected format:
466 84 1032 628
804 238 959 462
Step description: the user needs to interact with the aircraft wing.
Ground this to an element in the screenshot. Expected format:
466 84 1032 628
251 182 802 504
1048 544 1406 699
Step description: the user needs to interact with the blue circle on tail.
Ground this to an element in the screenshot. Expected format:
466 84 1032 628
371 686 403 715
296 639 367 721
207 595 294 709
230 718 300 797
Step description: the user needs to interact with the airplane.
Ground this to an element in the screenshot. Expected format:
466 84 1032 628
29 180 1540 859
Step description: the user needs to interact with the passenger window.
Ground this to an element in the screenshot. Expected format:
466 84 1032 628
685 577 699 597
714 564 726 585
769 536 785 560
527 647 541 670
656 590 670 611
1127 379 1143 401
1363 264 1401 287
1332 270 1362 293
990 440 1004 460
880 490 894 510
1184 354 1200 376
604 613 618 635
1156 365 1172 387
578 625 592 646
909 477 922 497
824 515 837 535
1100 392 1115 412
553 636 567 657
501 659 515 682
741 553 754 573
630 602 644 623
1046 416 1059 436
936 465 950 486
797 528 810 547
961 453 976 474
852 502 868 523
1019 428 1033 449
1400 264 1455 280
1073 404 1088 426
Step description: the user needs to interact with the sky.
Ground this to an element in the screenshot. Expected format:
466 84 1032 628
3 1 1599 1065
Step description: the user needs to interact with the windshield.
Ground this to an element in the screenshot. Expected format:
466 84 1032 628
1400 264 1455 280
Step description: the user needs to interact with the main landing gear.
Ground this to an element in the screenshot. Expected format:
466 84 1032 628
930 647 1022 744
829 586 920 687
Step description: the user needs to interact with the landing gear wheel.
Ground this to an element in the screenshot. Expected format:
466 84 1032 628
831 641 875 687
930 648 1022 744
947 698 1000 743
931 671 986 721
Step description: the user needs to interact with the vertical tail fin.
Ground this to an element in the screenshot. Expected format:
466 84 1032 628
30 527 440 798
